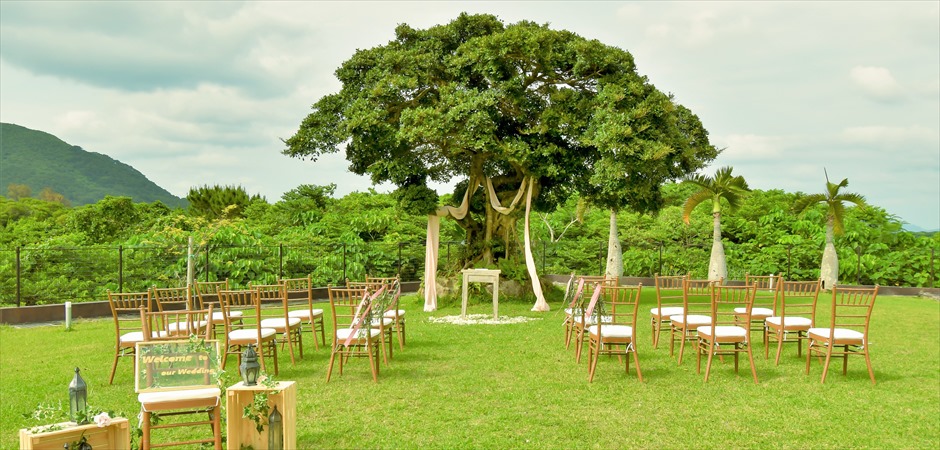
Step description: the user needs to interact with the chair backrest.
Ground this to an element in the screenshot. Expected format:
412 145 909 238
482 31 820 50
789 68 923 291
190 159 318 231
654 273 688 310
777 280 822 320
571 275 616 310
152 285 192 312
327 285 369 331
683 278 718 317
107 290 152 338
599 284 643 330
194 279 229 309
826 285 879 337
365 275 400 289
218 289 263 338
281 275 312 302
710 284 757 327
140 307 214 342
746 273 782 312
253 283 289 323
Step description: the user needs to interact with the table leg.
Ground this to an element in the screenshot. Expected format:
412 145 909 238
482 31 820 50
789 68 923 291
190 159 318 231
492 280 499 320
461 274 469 318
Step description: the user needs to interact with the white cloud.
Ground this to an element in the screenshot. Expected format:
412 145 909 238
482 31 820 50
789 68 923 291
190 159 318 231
714 134 788 161
849 66 903 101
840 125 938 147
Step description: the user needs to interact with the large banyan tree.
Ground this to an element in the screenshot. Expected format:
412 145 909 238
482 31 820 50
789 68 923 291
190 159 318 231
284 13 718 310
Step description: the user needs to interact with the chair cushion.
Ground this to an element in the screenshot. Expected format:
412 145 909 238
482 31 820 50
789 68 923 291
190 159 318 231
384 309 405 318
229 328 277 341
121 330 169 344
288 309 324 319
167 321 209 333
120 331 145 344
138 387 221 412
371 317 394 327
697 325 748 339
260 317 302 329
588 324 633 338
735 307 773 317
670 314 711 326
573 315 612 325
651 306 684 317
336 328 381 340
808 327 865 341
766 316 812 327
211 311 243 321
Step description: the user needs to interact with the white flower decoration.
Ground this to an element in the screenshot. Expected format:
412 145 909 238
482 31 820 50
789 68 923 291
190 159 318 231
94 411 112 428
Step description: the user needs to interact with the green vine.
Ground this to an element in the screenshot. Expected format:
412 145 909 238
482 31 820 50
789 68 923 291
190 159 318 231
242 375 279 434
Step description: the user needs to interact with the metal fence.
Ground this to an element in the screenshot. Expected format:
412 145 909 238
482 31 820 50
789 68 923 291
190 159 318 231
1 240 935 306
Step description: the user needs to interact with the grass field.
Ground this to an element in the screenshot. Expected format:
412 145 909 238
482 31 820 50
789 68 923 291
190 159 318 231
2 290 938 449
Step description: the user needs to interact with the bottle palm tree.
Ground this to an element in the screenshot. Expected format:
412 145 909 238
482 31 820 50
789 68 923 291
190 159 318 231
792 171 867 289
682 166 751 281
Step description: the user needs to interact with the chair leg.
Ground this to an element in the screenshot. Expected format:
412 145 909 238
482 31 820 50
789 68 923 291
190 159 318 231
864 347 876 385
368 341 379 383
651 317 657 348
326 345 339 382
677 327 688 365
820 342 834 384
141 410 151 450
308 321 320 351
108 348 120 385
400 318 406 346
588 339 599 383
774 332 785 366
747 344 758 384
703 339 715 382
211 406 222 450
396 320 405 351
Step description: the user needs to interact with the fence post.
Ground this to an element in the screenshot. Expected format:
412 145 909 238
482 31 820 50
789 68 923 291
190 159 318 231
787 246 792 280
279 244 284 279
856 246 862 285
205 245 210 282
658 242 663 276
398 242 403 276
541 240 546 273
118 245 124 293
342 243 347 282
930 248 937 287
15 246 21 307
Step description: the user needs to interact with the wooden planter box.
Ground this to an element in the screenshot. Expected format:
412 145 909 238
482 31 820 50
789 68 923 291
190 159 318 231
19 417 130 450
226 381 296 450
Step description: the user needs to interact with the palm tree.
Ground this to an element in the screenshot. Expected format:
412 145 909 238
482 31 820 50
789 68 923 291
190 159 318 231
792 171 867 289
682 166 751 281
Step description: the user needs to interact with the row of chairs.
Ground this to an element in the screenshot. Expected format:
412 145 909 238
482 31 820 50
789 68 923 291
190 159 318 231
114 275 404 449
563 273 879 385
106 275 405 384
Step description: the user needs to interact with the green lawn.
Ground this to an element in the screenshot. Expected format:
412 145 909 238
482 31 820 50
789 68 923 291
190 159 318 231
2 291 939 449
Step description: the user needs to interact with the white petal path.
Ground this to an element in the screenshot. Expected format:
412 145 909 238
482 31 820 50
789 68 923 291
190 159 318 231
428 314 541 326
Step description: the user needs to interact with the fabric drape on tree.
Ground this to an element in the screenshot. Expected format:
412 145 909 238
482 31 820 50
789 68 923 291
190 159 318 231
424 183 476 311
523 177 549 311
423 176 548 312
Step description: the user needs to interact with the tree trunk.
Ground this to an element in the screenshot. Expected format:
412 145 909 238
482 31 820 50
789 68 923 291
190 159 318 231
820 218 839 289
708 212 727 281
605 209 623 278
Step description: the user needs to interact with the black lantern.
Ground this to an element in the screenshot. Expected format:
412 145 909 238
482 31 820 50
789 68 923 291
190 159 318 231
239 344 261 386
68 367 88 424
267 404 283 450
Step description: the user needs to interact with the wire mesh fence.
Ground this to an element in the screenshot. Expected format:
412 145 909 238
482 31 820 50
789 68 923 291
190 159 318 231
1 240 935 306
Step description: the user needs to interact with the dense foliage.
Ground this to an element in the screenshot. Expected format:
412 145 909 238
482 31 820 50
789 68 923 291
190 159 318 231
0 122 187 208
0 182 936 306
284 13 717 266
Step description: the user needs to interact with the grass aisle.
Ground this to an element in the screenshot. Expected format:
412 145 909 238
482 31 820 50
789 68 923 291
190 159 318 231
2 292 938 448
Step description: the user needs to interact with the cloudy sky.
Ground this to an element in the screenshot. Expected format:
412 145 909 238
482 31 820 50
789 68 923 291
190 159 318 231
1 1 938 230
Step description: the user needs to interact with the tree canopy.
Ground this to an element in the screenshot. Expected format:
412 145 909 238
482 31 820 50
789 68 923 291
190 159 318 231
284 13 718 266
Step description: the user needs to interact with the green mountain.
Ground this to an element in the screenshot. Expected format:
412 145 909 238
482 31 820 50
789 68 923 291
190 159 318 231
0 123 187 208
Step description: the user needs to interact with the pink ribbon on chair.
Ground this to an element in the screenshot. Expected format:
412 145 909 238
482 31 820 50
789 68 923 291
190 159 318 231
344 286 386 347
583 284 604 318
568 278 587 309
